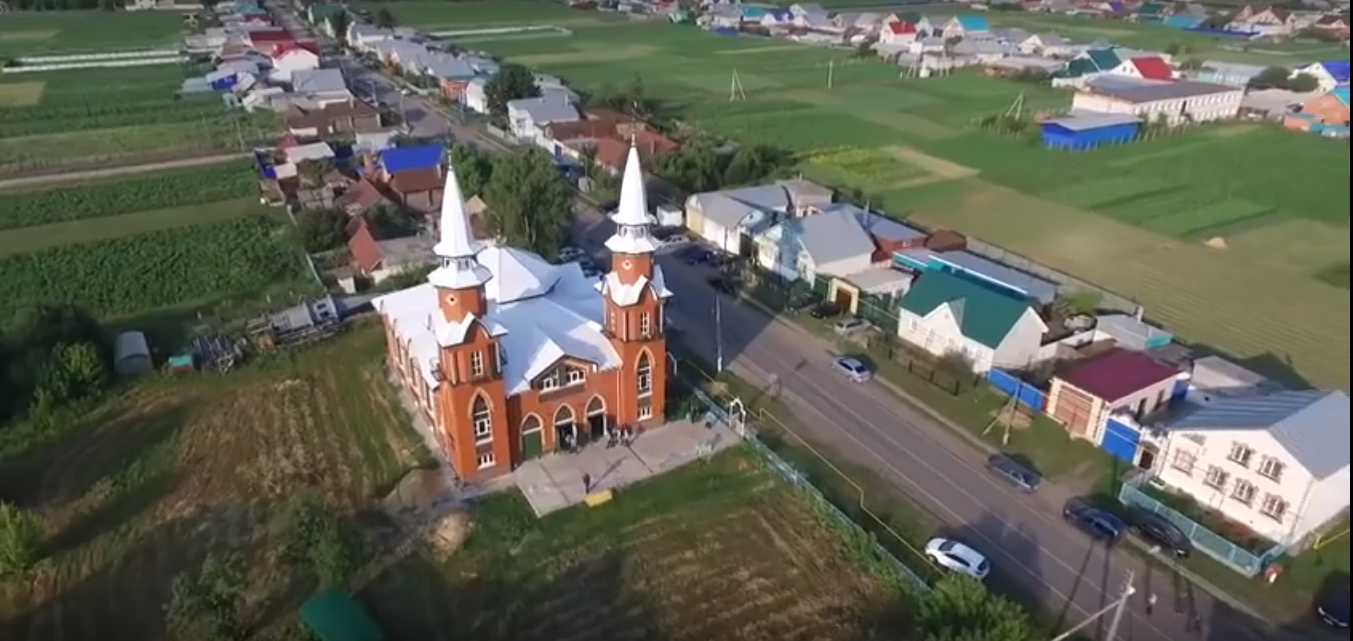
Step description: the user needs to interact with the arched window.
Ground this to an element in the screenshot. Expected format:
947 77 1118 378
521 414 542 433
586 396 605 416
554 404 575 426
471 394 492 441
636 352 652 395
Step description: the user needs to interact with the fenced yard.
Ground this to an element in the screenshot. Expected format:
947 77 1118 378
1119 484 1284 577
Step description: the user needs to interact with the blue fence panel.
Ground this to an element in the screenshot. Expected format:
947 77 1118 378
683 376 930 592
987 369 1048 411
1118 484 1285 576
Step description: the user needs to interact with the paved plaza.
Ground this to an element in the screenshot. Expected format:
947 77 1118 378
515 419 739 517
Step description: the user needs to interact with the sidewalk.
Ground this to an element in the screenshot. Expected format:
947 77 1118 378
736 294 1277 626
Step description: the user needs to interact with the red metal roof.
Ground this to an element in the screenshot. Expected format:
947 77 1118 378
886 21 917 34
1060 348 1178 403
1130 56 1174 81
249 29 293 44
347 218 385 273
273 40 320 58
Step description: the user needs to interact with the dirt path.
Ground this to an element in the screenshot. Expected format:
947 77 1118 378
0 152 250 191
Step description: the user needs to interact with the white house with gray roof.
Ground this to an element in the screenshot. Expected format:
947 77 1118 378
1152 390 1350 546
684 180 834 255
507 96 580 146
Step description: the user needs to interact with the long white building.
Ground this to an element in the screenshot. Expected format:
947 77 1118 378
1073 76 1243 125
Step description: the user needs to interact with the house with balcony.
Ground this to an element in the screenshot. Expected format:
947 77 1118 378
1152 390 1350 546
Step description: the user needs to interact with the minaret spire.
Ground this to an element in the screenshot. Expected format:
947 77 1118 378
428 163 492 292
604 138 660 256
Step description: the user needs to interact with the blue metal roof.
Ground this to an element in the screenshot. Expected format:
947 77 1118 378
1320 60 1350 85
379 145 443 174
956 15 989 31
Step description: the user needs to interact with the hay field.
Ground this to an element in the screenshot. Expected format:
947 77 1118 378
0 11 183 57
0 328 433 641
364 447 900 641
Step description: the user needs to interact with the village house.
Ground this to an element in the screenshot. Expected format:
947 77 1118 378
1112 55 1176 81
372 142 671 480
507 96 581 145
1073 76 1244 124
1284 86 1351 133
269 41 321 83
369 145 446 214
879 19 920 46
684 179 834 255
284 99 382 138
347 218 437 285
895 271 1048 375
1229 5 1300 34
291 68 353 104
1150 390 1350 546
334 178 392 218
1293 60 1352 92
1191 61 1268 88
940 15 991 39
1052 49 1123 87
1018 32 1075 57
1046 348 1180 449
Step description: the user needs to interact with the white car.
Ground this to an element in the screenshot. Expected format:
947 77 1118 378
832 316 869 335
832 357 872 383
558 246 586 263
925 537 990 581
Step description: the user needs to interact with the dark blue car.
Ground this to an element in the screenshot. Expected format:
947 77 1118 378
1063 505 1125 543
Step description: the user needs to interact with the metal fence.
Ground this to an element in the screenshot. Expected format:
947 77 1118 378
685 384 931 592
1118 484 1286 577
987 369 1049 411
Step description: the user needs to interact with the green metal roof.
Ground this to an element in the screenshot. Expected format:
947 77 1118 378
1085 49 1122 72
1136 2 1165 15
899 272 1032 349
898 12 923 23
300 590 385 641
1058 58 1098 78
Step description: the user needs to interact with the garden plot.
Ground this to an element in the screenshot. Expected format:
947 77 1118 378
0 81 45 107
1224 219 1353 280
0 11 183 57
0 328 432 641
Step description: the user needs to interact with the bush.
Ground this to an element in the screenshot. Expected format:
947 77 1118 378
0 503 42 576
165 551 250 641
277 493 365 588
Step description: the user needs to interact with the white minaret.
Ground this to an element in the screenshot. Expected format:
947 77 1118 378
604 139 662 257
428 163 492 293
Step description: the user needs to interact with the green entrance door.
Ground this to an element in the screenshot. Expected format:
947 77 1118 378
522 430 543 460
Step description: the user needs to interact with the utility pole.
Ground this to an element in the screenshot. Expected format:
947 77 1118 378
1049 569 1135 641
715 293 724 373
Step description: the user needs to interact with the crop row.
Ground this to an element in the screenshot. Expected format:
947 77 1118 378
1 162 259 232
0 216 308 321
0 96 232 138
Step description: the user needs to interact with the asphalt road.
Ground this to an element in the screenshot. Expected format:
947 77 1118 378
569 211 1326 641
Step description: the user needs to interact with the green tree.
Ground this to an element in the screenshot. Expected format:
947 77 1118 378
297 158 336 188
1 304 108 422
294 209 351 253
1286 72 1320 93
577 144 600 180
915 576 1037 641
485 148 574 258
33 342 108 411
374 8 397 29
723 144 779 186
485 63 541 128
0 503 42 577
652 138 723 193
165 551 250 641
327 12 352 46
449 143 495 198
277 493 363 588
1249 65 1293 90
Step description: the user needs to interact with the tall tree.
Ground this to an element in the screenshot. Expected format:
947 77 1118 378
327 11 352 46
374 7 397 29
914 577 1037 641
485 148 573 258
449 143 495 198
652 138 723 193
484 63 541 128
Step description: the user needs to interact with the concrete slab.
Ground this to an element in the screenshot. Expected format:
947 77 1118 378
515 419 739 517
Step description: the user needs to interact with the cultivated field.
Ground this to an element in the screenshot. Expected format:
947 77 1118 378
0 163 317 324
0 328 434 641
0 10 185 57
469 20 1350 389
0 66 275 176
363 446 898 641
355 0 626 31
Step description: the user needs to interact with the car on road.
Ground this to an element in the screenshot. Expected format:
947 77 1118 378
679 247 715 265
832 316 869 336
707 277 737 295
1123 507 1191 557
985 454 1042 493
1316 580 1350 628
558 246 586 263
833 357 872 383
1062 504 1125 543
925 537 990 580
809 301 843 319
661 234 691 247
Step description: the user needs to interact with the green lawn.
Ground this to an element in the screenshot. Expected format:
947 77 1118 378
0 10 185 57
0 327 434 641
358 0 620 30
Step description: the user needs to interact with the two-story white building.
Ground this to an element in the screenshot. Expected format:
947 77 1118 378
1152 390 1350 546
895 271 1047 374
1073 76 1243 125
506 96 579 145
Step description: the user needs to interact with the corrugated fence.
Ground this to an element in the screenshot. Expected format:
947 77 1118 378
987 369 1049 411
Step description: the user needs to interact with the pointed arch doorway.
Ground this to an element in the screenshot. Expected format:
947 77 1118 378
554 405 577 449
586 396 607 442
521 415 544 460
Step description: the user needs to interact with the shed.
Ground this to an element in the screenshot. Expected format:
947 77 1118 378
300 590 385 641
1040 112 1141 151
1047 348 1179 461
114 332 153 376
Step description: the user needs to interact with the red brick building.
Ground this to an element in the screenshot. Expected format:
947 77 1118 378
373 143 672 481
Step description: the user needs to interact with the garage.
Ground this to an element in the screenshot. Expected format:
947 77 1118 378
1101 418 1141 462
1052 386 1094 437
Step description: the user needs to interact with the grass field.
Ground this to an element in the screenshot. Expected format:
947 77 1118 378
0 67 274 175
0 11 185 58
0 327 899 641
357 0 625 31
0 328 434 641
470 21 1349 389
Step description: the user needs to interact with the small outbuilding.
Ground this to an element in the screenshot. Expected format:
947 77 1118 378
1039 111 1141 151
114 331 153 376
300 590 385 641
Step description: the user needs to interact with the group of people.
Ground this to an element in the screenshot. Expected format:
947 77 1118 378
560 425 637 454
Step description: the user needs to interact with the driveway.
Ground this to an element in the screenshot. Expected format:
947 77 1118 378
569 209 1326 641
